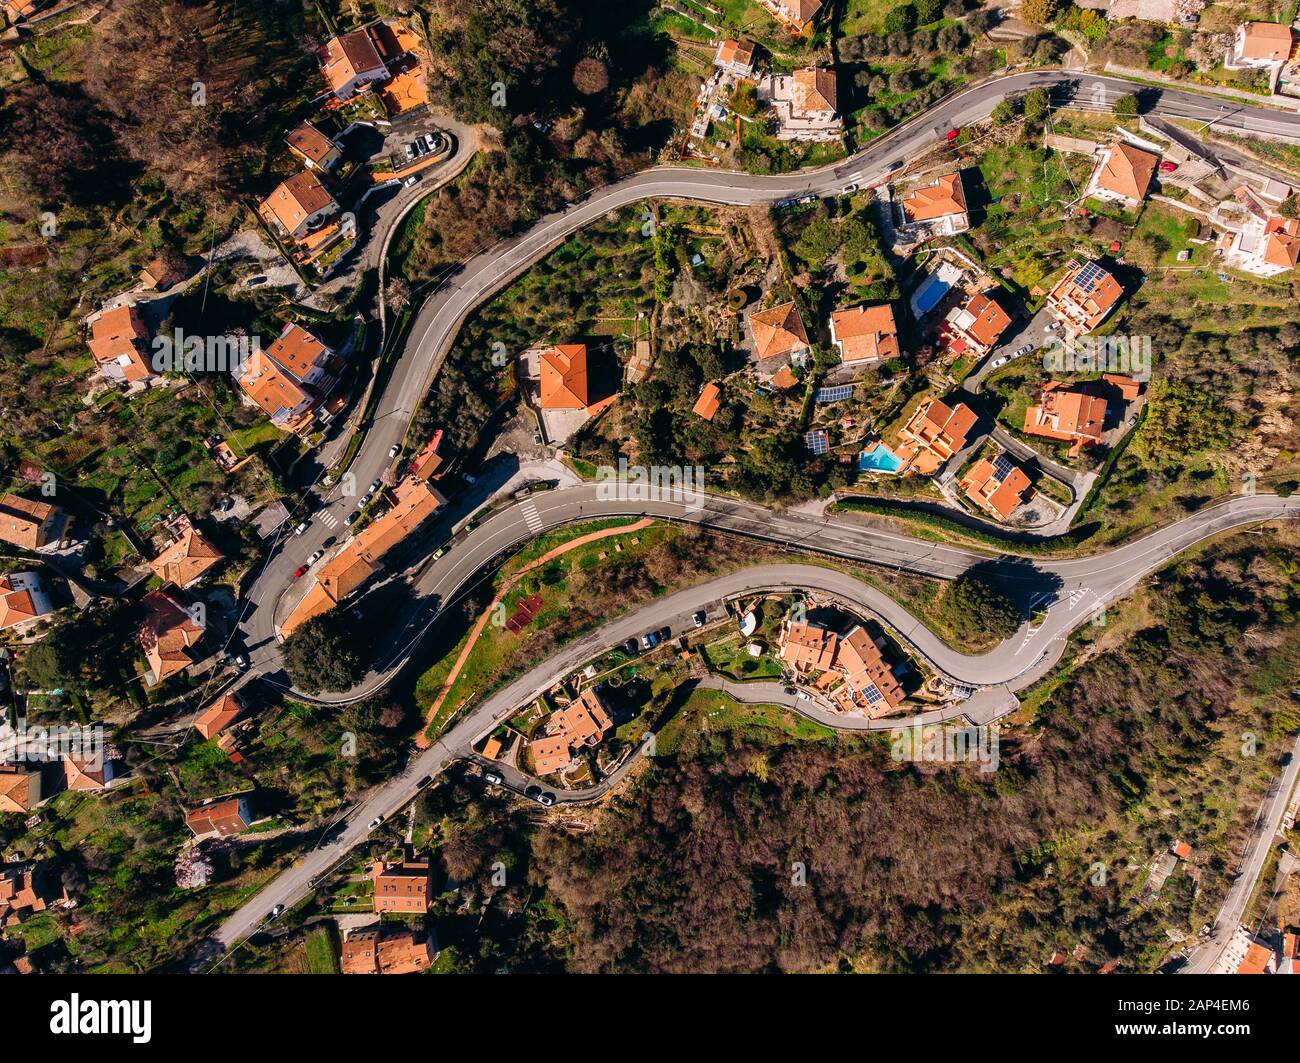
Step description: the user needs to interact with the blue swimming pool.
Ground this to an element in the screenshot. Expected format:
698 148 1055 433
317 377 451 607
859 443 904 474
911 273 949 317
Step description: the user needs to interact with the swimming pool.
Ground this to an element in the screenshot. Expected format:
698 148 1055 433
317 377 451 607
859 442 904 474
911 273 950 317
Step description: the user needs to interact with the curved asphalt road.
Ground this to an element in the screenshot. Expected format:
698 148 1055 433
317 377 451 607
213 70 1300 952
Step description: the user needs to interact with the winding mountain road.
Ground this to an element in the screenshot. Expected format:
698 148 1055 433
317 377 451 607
210 70 1300 955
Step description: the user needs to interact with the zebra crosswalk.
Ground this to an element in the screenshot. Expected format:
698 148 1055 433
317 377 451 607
318 511 339 529
520 502 544 533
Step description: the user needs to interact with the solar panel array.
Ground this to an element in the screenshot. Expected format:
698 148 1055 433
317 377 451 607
814 385 853 403
1075 260 1106 294
992 452 1015 481
804 430 829 455
862 683 884 706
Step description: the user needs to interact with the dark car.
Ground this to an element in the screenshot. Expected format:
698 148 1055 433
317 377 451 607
416 775 433 788
524 784 542 800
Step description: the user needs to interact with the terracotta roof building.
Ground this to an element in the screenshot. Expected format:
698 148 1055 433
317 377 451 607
944 292 1011 356
232 349 316 433
759 0 822 32
779 619 838 672
88 305 155 385
0 494 66 552
1045 260 1123 335
319 29 389 98
185 794 255 838
895 397 978 475
749 301 810 361
714 38 757 76
0 864 63 924
0 571 54 633
1086 143 1159 209
0 769 41 814
529 687 613 776
831 625 904 718
286 122 343 171
62 753 114 792
372 857 431 914
539 344 592 410
258 171 339 241
195 693 244 741
901 172 968 232
138 589 205 683
148 517 223 588
408 428 445 481
264 322 333 388
829 303 898 365
1023 382 1107 457
791 67 837 119
692 382 722 421
341 925 434 974
1233 21 1294 63
959 452 1033 521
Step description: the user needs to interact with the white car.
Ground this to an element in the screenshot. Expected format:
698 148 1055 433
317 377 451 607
292 521 310 536
989 356 1009 369
1013 344 1034 358
306 549 324 566
367 815 384 830
389 443 401 458
368 479 382 494
841 182 858 194
796 691 812 702
404 175 418 187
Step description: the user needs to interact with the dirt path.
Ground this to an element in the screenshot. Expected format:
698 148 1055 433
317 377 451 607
414 518 654 746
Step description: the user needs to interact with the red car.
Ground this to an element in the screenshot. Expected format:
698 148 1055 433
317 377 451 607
945 127 960 142
1159 160 1177 172
293 565 308 578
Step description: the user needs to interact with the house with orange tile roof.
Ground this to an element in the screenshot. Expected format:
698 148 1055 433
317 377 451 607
1085 143 1159 210
0 571 54 634
894 397 978 476
195 693 244 741
1023 382 1107 457
538 344 608 413
341 925 435 974
185 793 255 838
379 65 429 116
1102 373 1143 403
279 477 445 636
714 38 756 77
372 856 431 913
408 428 445 480
779 619 838 673
87 305 155 386
286 122 343 171
759 0 822 33
1228 22 1294 89
830 625 904 718
319 29 390 99
692 382 722 421
1222 207 1300 277
769 365 799 390
2 0 45 23
760 67 841 139
748 301 810 363
232 349 317 433
148 516 223 588
0 494 69 552
899 172 968 238
528 687 613 776
138 589 204 684
265 322 334 389
62 752 114 792
1044 260 1123 336
258 171 340 242
943 292 1011 357
959 452 1033 521
0 768 41 814
829 303 897 365
0 863 65 925
139 254 190 291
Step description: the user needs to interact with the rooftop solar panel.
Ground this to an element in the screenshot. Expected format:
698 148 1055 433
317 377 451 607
804 430 829 455
815 385 853 403
863 683 883 705
992 452 1014 480
1075 260 1105 294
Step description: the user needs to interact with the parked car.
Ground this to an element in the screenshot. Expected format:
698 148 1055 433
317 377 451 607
269 904 284 919
888 160 904 171
367 815 384 830
990 356 1009 369
307 549 323 566
344 512 360 527
1013 344 1034 357
293 521 310 536
841 182 858 194
229 652 249 670
945 127 960 141
245 274 266 287
692 611 707 628
389 443 401 458
351 608 364 620
624 638 640 656
417 775 432 788
640 632 659 651
536 792 556 807
1159 160 1177 172
404 175 418 187
796 690 812 702
483 771 504 786
293 565 308 578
